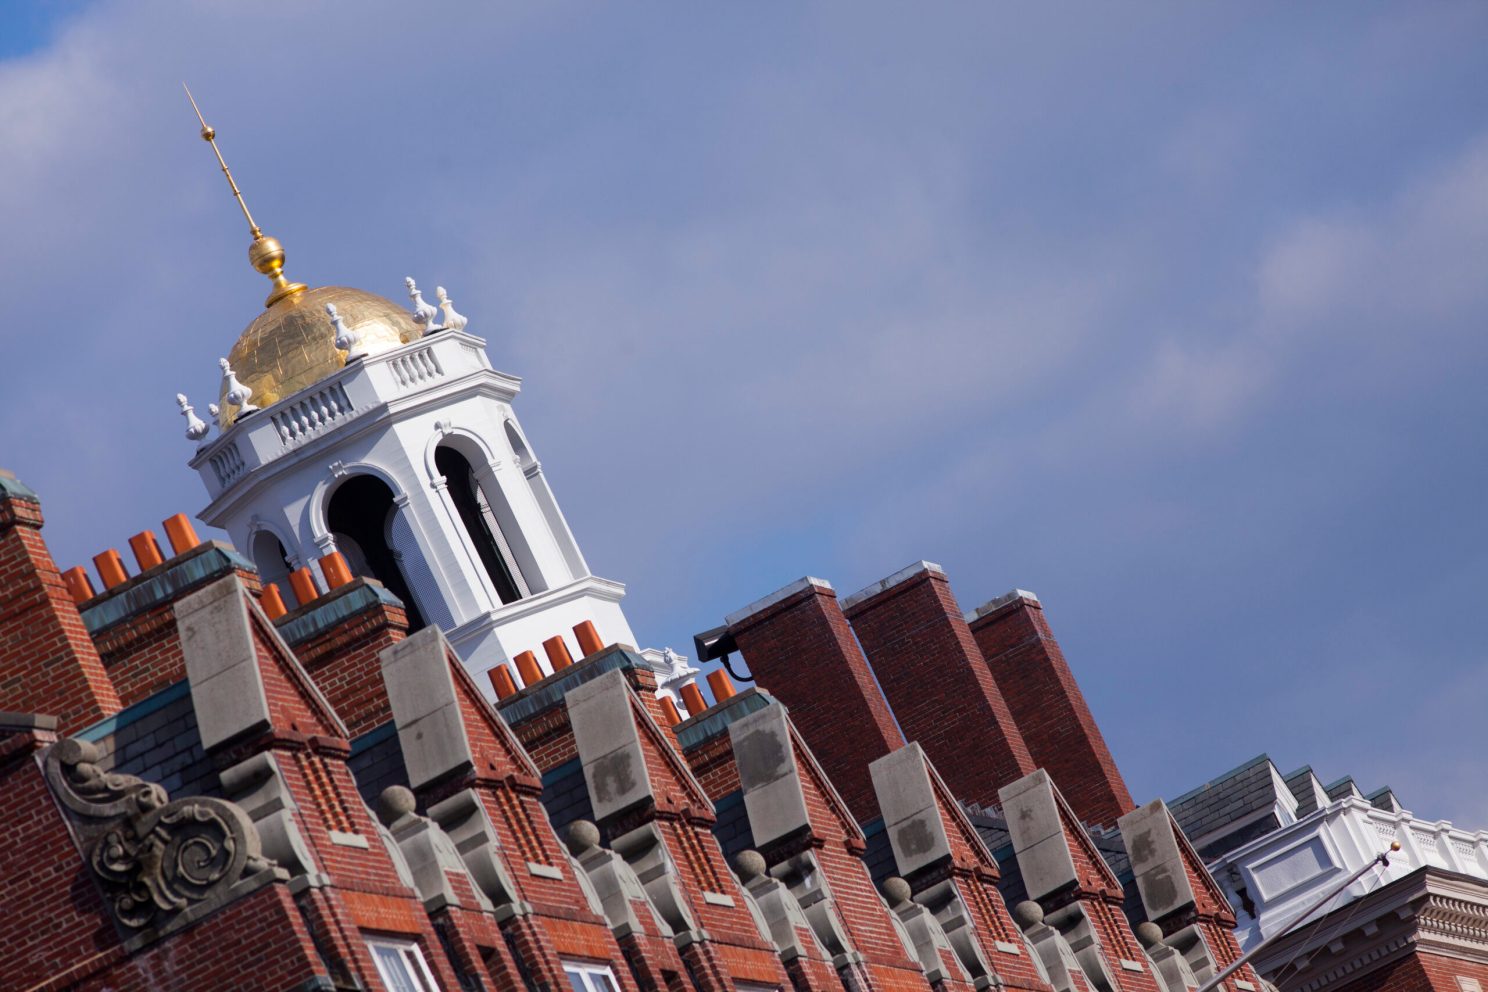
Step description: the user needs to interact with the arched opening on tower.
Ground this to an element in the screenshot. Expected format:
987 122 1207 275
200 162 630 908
503 418 586 581
250 530 293 594
326 474 428 631
435 444 536 604
504 421 533 469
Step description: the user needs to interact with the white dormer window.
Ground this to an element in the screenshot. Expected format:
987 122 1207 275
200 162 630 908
562 960 620 992
366 936 441 992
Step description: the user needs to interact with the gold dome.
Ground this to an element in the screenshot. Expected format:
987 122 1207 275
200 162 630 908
219 285 421 427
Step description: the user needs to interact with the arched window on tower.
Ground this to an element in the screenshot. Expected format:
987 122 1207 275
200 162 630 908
504 418 586 582
250 530 293 594
326 474 428 631
504 421 533 469
435 444 535 605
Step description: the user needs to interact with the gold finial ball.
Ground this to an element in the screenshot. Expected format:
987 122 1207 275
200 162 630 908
199 124 215 141
248 235 285 276
1390 840 1402 851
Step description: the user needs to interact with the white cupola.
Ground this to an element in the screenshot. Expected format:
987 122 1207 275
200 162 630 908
179 101 634 693
189 285 635 690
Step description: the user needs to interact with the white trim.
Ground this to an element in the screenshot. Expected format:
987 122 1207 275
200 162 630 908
840 561 945 611
725 576 834 626
365 935 439 992
967 588 1041 620
562 959 621 992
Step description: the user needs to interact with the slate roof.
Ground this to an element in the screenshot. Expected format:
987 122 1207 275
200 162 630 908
77 680 220 800
860 817 898 889
1326 776 1363 801
1168 754 1292 859
709 790 755 865
1283 765 1328 817
1366 786 1402 813
539 757 600 843
348 722 410 812
965 807 1028 906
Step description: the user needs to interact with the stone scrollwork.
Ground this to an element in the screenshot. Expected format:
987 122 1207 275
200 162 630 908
44 738 276 936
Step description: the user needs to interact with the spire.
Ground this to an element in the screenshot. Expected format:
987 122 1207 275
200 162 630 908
184 84 308 308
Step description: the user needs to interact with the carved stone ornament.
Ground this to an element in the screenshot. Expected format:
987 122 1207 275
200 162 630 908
44 738 276 936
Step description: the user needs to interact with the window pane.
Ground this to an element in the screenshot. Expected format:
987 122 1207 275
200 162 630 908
400 946 437 992
563 966 591 992
590 971 617 992
371 944 422 992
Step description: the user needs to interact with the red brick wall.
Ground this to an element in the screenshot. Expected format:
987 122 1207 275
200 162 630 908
1325 952 1488 992
0 494 120 732
1168 815 1261 988
728 582 904 821
221 597 479 992
843 568 1032 809
1047 795 1159 992
92 603 186 708
506 665 793 992
968 595 1132 828
290 586 409 739
417 644 646 992
922 763 1052 992
788 732 935 984
0 725 329 992
89 562 262 710
92 883 326 992
0 725 117 991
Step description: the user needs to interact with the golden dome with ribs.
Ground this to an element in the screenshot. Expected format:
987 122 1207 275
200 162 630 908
217 285 420 427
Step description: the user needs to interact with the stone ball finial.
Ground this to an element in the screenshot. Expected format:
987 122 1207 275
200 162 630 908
734 849 766 882
1012 900 1045 929
565 819 601 855
881 876 913 907
1135 922 1164 949
379 785 417 822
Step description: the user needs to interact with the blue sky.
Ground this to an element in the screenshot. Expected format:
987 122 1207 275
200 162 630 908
1 2 1485 823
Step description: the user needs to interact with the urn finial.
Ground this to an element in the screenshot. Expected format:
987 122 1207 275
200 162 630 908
406 277 441 338
435 285 468 333
177 393 210 442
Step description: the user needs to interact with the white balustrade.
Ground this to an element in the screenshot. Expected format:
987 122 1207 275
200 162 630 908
208 441 246 487
389 344 445 389
271 381 354 445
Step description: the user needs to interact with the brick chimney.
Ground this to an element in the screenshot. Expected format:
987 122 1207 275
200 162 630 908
279 577 410 739
0 471 120 731
968 590 1132 827
724 576 904 821
842 562 1033 809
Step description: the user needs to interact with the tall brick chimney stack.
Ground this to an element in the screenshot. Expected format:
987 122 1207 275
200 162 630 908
842 562 1033 809
0 471 120 731
725 576 904 821
968 590 1132 827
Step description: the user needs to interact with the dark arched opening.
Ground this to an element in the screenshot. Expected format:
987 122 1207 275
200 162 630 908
326 474 427 631
251 530 293 593
435 445 529 605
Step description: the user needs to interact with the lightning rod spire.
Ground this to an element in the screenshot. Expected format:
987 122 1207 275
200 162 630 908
184 83 307 307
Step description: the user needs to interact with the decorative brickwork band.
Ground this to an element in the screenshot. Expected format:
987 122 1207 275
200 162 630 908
43 737 278 939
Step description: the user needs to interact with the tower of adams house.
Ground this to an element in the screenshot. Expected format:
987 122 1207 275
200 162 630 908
180 94 636 692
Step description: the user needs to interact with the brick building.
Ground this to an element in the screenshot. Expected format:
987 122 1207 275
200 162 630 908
1 117 1479 992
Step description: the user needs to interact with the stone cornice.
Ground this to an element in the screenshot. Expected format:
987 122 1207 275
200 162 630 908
1255 868 1488 992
